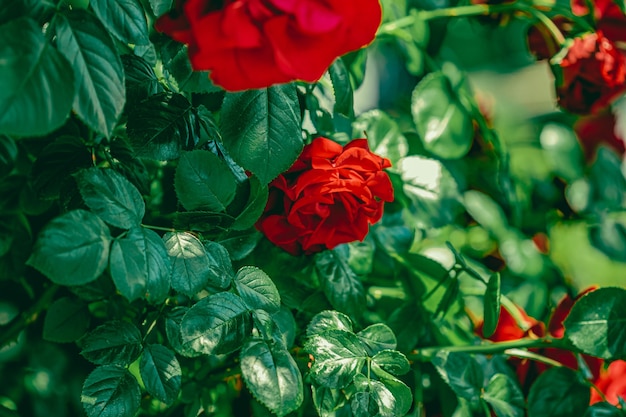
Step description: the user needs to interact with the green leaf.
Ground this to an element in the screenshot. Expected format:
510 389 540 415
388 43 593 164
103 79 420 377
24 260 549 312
589 215 626 263
43 296 90 343
220 84 303 184
0 136 18 177
160 40 221 94
411 72 473 159
398 155 463 227
357 324 397 355
27 210 111 286
315 248 366 318
564 287 626 360
80 320 143 365
75 168 145 229
174 150 237 212
90 0 149 45
180 292 251 355
483 272 501 338
122 54 163 108
305 329 368 389
483 374 524 417
371 350 410 376
311 386 349 417
527 367 590 417
110 227 171 303
353 110 408 166
352 373 412 417
240 339 304 416
165 307 201 358
0 18 74 137
55 10 125 138
234 266 281 312
81 365 141 417
329 58 354 119
307 310 354 337
231 176 269 231
584 403 626 417
140 344 181 406
149 0 173 16
463 190 509 237
433 351 484 403
204 241 234 289
164 232 212 297
126 92 199 160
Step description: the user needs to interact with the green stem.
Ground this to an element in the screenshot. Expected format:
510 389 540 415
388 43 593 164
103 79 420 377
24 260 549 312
410 337 564 361
142 224 177 233
524 7 566 46
504 348 564 368
481 400 492 417
0 284 59 349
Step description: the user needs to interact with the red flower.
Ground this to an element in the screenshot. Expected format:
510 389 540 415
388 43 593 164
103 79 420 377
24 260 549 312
590 360 626 405
255 137 393 255
526 16 572 60
574 108 626 160
555 31 626 114
155 0 382 91
571 0 626 44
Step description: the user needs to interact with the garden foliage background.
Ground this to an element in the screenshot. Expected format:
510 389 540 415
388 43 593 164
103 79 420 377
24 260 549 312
2 0 626 416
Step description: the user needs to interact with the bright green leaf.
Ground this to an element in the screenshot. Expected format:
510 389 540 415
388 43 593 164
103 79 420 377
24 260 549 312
371 350 410 376
220 84 303 184
234 266 281 312
90 0 149 45
411 72 473 159
174 150 237 212
306 310 354 337
564 287 626 360
0 18 74 137
353 110 408 166
27 210 111 286
80 320 143 365
231 176 268 231
329 58 354 119
55 10 125 138
75 168 145 229
527 367 590 417
305 329 368 389
357 324 397 355
483 272 501 338
164 232 211 297
483 374 524 417
110 227 171 303
140 344 181 405
180 292 251 355
433 351 484 403
81 365 141 417
311 385 349 417
43 297 90 343
240 339 304 416
165 307 201 358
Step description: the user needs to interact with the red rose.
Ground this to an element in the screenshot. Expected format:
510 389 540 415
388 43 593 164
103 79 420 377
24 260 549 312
590 360 626 405
574 109 626 159
255 137 393 255
571 0 626 44
555 32 626 114
155 0 382 91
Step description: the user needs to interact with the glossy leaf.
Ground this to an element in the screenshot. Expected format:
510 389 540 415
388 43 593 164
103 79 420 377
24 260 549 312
27 210 111 286
433 351 484 403
122 54 163 108
483 374 524 417
371 350 410 376
584 403 626 417
527 367 590 417
140 344 181 405
149 0 173 16
75 168 145 229
230 176 269 231
174 150 237 212
357 324 397 355
483 272 502 338
43 297 90 343
315 248 366 318
311 385 349 417
353 110 408 166
220 84 303 184
234 266 281 312
127 92 199 160
164 232 211 297
90 0 150 45
180 292 251 355
240 339 304 416
110 227 171 303
411 72 472 159
0 18 74 137
352 373 412 417
80 321 143 365
81 365 141 417
306 310 354 337
564 287 626 360
204 241 234 289
165 307 201 358
329 58 354 119
305 329 368 389
55 10 125 138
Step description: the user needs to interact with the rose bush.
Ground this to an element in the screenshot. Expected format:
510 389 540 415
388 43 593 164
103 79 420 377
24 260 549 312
255 137 393 255
156 0 382 90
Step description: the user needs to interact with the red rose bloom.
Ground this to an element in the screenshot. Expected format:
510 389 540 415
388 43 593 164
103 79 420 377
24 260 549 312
155 0 382 91
571 0 626 44
255 137 393 255
590 360 626 405
574 109 626 159
556 31 626 114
